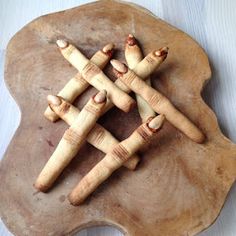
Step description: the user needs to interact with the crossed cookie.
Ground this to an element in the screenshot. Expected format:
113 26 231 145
34 35 205 206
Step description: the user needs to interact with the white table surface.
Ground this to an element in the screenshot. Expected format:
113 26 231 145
0 1 235 235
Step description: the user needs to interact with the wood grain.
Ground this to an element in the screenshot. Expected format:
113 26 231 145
0 1 236 236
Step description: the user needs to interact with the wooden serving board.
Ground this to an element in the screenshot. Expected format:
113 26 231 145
0 1 236 235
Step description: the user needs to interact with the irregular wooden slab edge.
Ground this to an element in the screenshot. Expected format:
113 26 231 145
0 1 236 236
